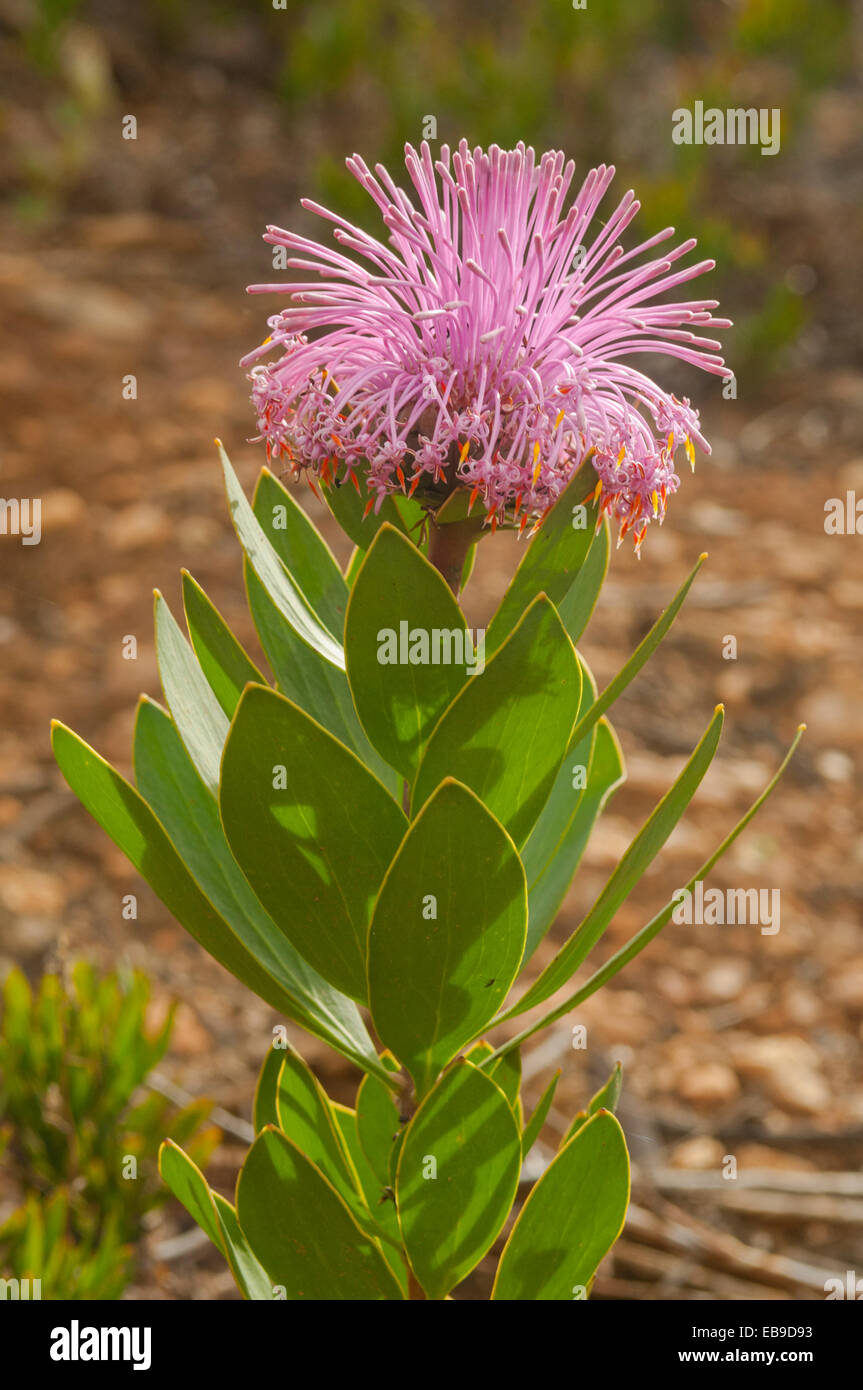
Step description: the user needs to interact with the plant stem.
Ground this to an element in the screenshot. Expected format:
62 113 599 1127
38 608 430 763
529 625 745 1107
426 517 480 597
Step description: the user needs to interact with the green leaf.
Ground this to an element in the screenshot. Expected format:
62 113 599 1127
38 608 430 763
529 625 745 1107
489 1047 522 1119
485 458 601 654
154 591 229 796
132 697 384 1078
558 516 610 645
219 441 343 663
331 1103 408 1295
235 1127 404 1300
243 558 399 796
158 1140 224 1253
412 596 582 847
393 493 428 542
220 684 407 1003
498 727 806 1054
388 1127 407 1188
522 716 626 960
521 1070 561 1156
212 1192 274 1301
431 490 489 527
564 1061 623 1143
344 525 472 781
497 704 724 1022
275 1047 361 1203
181 571 267 719
396 1060 522 1299
566 550 708 753
460 541 477 591
272 1049 397 1253
367 780 527 1099
324 473 410 550
253 1045 283 1132
356 1071 403 1190
252 468 349 639
51 722 381 1076
492 1110 629 1300
345 545 365 585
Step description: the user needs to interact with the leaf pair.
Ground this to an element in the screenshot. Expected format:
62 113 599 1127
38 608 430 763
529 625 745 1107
345 525 585 852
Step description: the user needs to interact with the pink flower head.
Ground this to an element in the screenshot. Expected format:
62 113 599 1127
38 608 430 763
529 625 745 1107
242 141 729 548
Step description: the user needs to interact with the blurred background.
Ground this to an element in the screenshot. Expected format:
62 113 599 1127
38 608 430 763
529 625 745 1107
1 0 862 1299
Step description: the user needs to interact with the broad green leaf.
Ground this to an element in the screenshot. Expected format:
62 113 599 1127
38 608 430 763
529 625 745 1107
345 545 365 584
464 1040 496 1066
132 697 384 1079
521 1069 561 1156
492 1110 629 1300
566 550 708 752
412 596 582 847
489 1047 522 1119
253 1045 284 1132
158 1140 224 1252
356 1071 403 1190
485 458 601 654
431 490 490 526
558 515 610 644
272 1050 397 1253
219 441 343 664
275 1047 361 1202
212 1192 273 1301
392 493 428 541
332 1103 409 1295
522 716 626 960
324 472 410 550
51 721 384 1082
345 525 472 781
396 1060 521 1300
181 571 267 719
494 727 806 1056
564 1061 623 1143
253 468 349 639
388 1127 407 1188
154 591 229 796
243 558 399 796
236 1127 404 1300
220 685 407 1003
497 704 724 1022
367 780 527 1099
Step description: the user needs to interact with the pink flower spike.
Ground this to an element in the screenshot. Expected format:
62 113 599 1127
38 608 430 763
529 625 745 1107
244 141 728 545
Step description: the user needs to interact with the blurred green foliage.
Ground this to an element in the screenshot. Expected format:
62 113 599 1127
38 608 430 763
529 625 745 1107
7 0 854 372
0 963 219 1299
278 0 851 374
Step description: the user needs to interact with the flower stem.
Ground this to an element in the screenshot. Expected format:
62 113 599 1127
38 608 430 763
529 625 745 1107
426 517 481 597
